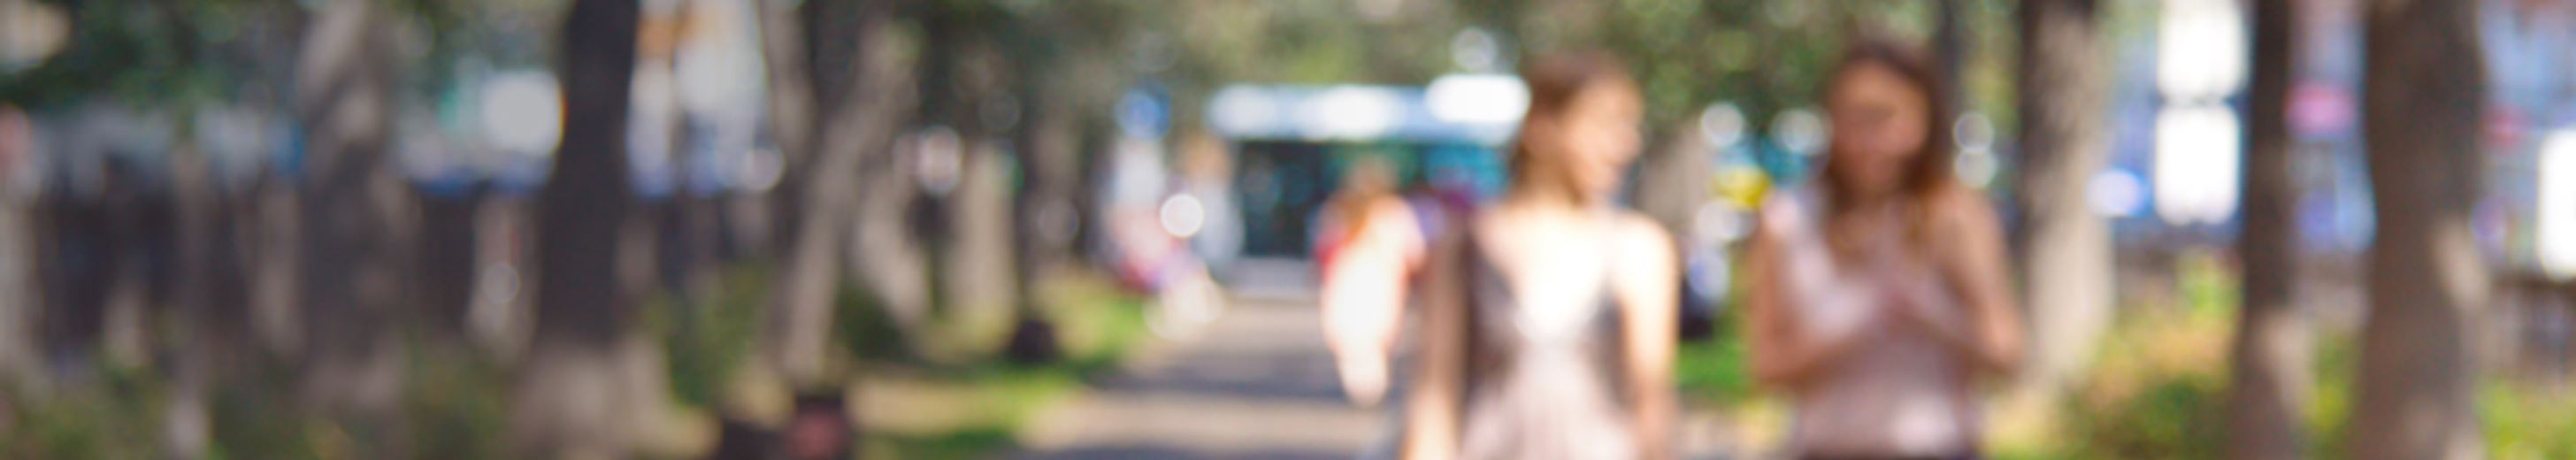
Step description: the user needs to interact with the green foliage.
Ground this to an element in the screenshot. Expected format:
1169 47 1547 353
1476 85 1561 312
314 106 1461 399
1675 309 1755 405
648 265 777 410
204 359 327 460
2066 372 2227 459
863 426 1018 460
2 0 301 108
2480 380 2576 460
836 283 920 364
2176 250 2240 318
2304 331 2358 459
2306 331 2576 460
2058 307 2231 460
395 342 510 459
0 364 166 459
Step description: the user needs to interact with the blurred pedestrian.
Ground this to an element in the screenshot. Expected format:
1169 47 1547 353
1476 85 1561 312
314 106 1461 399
1404 50 1679 460
1316 155 1421 408
1180 134 1243 270
1744 38 2026 459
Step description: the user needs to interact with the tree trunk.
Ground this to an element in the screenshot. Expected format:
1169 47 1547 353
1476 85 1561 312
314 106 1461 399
761 0 919 384
535 0 642 353
1008 89 1076 363
0 110 34 381
2012 0 2113 395
418 187 486 336
513 0 644 455
291 0 410 416
2351 0 2487 458
2226 1 2309 458
935 40 1020 349
165 141 238 458
0 189 28 379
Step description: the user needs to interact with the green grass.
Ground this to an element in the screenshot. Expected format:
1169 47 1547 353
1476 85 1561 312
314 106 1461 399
863 426 1019 460
845 272 1151 458
1675 317 1756 405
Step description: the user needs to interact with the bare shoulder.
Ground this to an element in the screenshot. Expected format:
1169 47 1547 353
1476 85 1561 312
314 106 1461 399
1927 186 2003 234
1611 211 1679 269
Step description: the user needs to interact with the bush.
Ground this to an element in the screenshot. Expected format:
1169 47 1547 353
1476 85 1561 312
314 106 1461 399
2059 307 2231 460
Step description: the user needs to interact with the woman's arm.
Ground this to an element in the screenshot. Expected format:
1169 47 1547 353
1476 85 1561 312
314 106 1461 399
1745 208 1875 387
1913 191 2026 376
1615 216 1680 460
1400 229 1467 460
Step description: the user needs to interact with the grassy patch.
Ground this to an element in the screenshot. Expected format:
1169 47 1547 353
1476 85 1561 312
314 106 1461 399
847 271 1151 457
1675 318 1756 406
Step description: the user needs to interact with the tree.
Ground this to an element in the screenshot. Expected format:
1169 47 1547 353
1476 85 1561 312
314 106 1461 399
0 107 34 385
759 0 918 384
510 0 647 455
2012 0 2113 397
2226 0 2308 457
2351 0 2488 457
291 0 412 415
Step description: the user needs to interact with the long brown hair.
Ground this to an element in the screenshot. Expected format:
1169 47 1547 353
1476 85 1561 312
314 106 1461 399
1818 38 1958 242
1509 50 1636 203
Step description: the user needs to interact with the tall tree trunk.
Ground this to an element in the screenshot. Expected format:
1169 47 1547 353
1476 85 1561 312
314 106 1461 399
1008 88 1075 363
2012 0 2113 396
165 141 228 458
513 0 644 455
291 0 409 416
761 0 919 384
2227 0 2309 458
0 187 27 380
2352 0 2487 457
0 109 34 382
536 0 643 356
935 39 1020 349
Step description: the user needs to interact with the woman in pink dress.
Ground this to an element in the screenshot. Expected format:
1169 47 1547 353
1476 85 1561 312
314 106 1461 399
1746 39 2027 459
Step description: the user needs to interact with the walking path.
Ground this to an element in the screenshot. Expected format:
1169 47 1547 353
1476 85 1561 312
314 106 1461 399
1015 295 1379 459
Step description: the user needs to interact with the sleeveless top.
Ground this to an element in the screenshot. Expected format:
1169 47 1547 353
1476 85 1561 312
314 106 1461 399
1449 219 1643 460
1763 186 1981 456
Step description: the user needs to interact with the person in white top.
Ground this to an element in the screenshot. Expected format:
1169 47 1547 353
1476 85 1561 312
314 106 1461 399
1746 37 2027 459
1318 156 1425 407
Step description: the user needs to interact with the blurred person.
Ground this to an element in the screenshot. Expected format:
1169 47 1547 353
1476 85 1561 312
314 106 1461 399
1315 155 1422 407
1744 39 2025 459
1404 50 1679 460
1179 134 1243 271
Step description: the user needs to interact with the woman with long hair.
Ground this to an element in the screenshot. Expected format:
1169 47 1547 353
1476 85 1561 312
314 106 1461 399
1403 50 1679 460
1745 39 2026 459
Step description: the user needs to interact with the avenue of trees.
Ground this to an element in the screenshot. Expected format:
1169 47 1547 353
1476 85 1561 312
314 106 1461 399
0 0 2515 457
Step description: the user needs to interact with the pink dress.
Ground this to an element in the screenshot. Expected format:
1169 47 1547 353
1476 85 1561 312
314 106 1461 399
1763 187 1982 456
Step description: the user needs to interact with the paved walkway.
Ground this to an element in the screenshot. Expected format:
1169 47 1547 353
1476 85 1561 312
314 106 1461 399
1015 295 1379 459
1013 277 1744 459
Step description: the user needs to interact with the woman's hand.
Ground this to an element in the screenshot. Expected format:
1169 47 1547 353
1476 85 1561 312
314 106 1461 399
1912 190 2027 377
1748 204 1882 387
1874 253 1970 340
